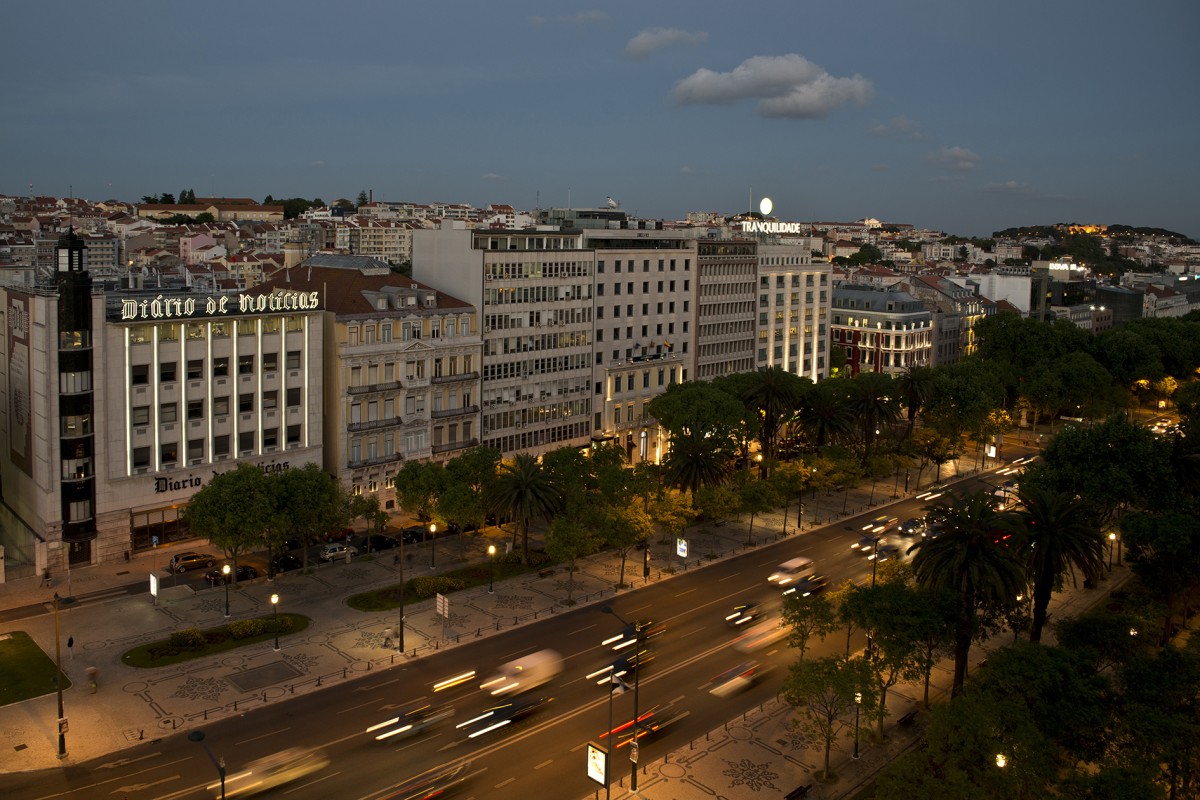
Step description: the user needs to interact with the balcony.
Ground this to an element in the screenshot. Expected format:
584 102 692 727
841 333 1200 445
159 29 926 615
347 416 404 433
347 380 401 396
432 437 479 455
431 371 480 385
403 375 431 390
347 452 404 469
431 404 480 420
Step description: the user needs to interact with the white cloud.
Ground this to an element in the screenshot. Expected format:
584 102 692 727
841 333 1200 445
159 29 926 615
981 180 1029 193
310 160 325 167
870 115 923 139
626 28 708 58
671 54 871 119
680 165 695 174
925 146 980 172
481 172 504 181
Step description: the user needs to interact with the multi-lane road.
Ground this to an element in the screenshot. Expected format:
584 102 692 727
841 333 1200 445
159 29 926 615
3 464 1022 800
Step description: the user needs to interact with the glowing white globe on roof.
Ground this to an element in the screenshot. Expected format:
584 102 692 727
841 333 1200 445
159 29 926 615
759 197 773 216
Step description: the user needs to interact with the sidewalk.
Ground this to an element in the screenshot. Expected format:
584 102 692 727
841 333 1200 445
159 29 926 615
0 450 1010 777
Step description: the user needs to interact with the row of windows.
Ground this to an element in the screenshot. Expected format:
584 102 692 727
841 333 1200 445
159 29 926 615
346 316 470 346
131 351 303 385
127 316 304 343
131 389 304 425
759 273 825 287
484 260 591 279
485 331 589 356
483 399 586 432
595 279 689 296
605 367 675 395
481 353 591 381
596 300 689 319
595 321 688 343
596 258 690 274
483 420 591 454
132 425 302 468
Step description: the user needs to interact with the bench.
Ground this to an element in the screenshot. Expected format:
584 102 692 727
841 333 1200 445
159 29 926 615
898 709 919 727
785 783 813 799
537 567 556 578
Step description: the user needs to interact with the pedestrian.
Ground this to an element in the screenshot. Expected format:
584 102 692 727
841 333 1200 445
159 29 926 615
392 553 400 567
86 666 98 693
40 569 51 588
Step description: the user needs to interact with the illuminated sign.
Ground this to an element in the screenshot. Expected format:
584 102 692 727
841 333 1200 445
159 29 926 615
119 290 321 321
586 742 607 786
740 220 807 235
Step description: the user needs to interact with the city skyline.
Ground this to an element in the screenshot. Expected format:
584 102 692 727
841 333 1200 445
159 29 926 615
4 0 1197 238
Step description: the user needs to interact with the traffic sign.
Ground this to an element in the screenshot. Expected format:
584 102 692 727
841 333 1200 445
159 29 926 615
630 740 639 764
436 593 449 618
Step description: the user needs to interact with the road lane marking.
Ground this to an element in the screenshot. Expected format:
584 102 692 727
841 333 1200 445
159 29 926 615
534 759 553 769
236 727 292 744
495 777 516 788
675 588 696 596
569 624 597 635
283 771 339 794
31 756 193 798
338 700 379 714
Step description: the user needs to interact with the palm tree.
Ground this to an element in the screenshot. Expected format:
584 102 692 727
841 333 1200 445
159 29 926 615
847 372 902 466
487 454 562 564
741 367 806 478
800 380 854 449
660 429 730 506
1013 486 1104 643
909 490 1025 697
896 364 935 438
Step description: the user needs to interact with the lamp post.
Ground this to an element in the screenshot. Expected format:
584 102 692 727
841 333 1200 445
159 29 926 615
222 564 231 618
398 534 406 654
602 606 642 792
852 691 862 760
487 544 496 594
429 523 437 570
270 593 280 652
188 730 226 799
52 592 67 760
870 536 880 588
1108 532 1117 571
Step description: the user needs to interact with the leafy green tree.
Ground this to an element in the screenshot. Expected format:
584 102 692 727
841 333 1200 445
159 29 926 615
849 243 883 265
393 460 447 524
661 429 731 504
771 460 811 534
1053 609 1149 675
1113 645 1200 797
1119 509 1200 644
841 581 924 736
738 367 808 476
356 190 369 208
183 464 276 582
782 590 837 662
594 503 652 588
544 517 599 605
194 212 214 224
695 483 740 524
648 491 693 544
1090 328 1164 388
909 491 1025 697
438 446 501 532
488 453 562 564
1012 487 1104 642
735 474 780 544
847 371 901 465
896 364 936 437
800 378 854 447
276 464 351 570
782 655 874 780
907 585 957 708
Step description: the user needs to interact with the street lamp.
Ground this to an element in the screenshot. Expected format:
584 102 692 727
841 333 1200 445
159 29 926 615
188 730 226 799
398 533 406 654
222 564 231 618
995 753 1007 769
52 592 67 760
602 606 643 792
270 593 280 652
487 544 496 594
1108 532 1117 570
852 691 862 760
429 523 437 569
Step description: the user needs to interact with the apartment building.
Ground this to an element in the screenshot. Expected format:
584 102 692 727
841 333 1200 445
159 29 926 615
259 257 479 510
0 232 325 574
413 225 595 460
755 241 832 382
695 239 758 380
830 285 933 377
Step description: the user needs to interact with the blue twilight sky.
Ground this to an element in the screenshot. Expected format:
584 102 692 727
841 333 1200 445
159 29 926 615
4 1 1197 238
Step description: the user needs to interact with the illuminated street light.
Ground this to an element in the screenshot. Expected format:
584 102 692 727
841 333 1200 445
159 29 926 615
222 564 231 618
488 544 496 594
429 523 437 569
271 594 280 651
852 691 862 760
996 753 1007 768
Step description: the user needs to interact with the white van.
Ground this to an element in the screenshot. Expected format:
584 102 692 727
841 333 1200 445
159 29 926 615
768 556 815 588
479 649 563 696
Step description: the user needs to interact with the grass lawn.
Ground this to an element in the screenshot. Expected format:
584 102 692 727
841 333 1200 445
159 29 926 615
121 613 310 668
347 558 542 612
0 631 71 706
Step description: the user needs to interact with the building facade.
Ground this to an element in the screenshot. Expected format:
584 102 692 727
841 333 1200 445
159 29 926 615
754 241 832 382
829 285 933 377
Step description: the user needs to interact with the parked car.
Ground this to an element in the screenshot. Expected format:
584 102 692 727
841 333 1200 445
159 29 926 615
270 553 303 574
319 542 359 562
204 565 258 586
399 526 426 545
363 534 399 553
323 528 355 543
169 552 216 573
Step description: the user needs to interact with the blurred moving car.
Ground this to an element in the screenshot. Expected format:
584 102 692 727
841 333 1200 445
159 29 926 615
270 553 303 573
782 573 828 598
922 524 944 540
767 557 815 589
899 517 926 537
870 542 902 562
214 747 329 797
598 705 687 749
454 695 552 740
915 482 948 501
203 565 258 586
366 704 454 742
850 534 881 555
724 601 761 628
318 542 358 562
709 661 773 698
586 648 654 686
480 649 563 696
382 761 473 800
602 619 666 651
169 552 216 573
861 515 899 535
733 616 788 653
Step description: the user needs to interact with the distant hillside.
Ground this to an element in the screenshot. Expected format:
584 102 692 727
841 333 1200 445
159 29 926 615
992 223 1195 245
